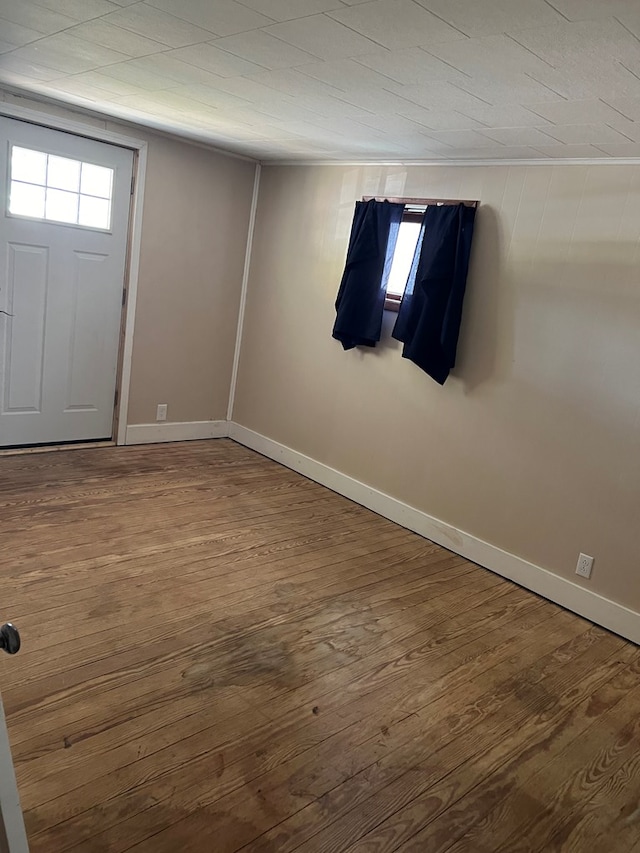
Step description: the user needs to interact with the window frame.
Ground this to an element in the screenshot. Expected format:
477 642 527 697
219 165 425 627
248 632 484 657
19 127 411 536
7 144 115 232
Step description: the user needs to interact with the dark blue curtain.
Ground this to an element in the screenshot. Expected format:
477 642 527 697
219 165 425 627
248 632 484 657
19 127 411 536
333 200 404 349
392 203 476 384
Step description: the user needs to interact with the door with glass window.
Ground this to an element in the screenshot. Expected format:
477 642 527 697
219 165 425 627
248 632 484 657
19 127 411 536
0 117 133 447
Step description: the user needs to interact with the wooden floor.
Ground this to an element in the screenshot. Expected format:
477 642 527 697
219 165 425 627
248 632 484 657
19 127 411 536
1 440 639 853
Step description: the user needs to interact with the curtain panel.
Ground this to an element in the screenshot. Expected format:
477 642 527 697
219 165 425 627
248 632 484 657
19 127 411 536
332 199 404 349
393 203 476 384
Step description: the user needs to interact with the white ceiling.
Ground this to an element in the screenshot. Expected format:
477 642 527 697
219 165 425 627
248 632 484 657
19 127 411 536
2 0 640 161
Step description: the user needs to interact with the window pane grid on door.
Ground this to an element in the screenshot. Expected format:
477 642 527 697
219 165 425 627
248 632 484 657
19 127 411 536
8 146 114 231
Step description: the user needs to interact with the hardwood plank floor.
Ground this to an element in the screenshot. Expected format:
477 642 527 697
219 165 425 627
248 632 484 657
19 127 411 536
0 439 638 853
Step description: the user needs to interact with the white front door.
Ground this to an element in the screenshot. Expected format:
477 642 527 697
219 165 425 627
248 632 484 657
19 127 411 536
0 117 133 447
0 690 28 853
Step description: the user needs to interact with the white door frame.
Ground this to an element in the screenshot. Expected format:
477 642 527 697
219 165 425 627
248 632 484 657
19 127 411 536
0 692 27 853
0 100 148 447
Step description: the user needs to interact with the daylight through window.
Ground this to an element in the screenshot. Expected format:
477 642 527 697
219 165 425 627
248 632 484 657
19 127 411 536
8 146 114 231
384 210 424 311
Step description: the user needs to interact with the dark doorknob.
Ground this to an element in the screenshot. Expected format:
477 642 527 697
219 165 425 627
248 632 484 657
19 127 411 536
0 623 20 655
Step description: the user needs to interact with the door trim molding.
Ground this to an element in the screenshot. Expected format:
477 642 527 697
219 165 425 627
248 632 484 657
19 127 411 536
0 100 148 448
0 100 147 152
0 695 28 853
115 145 147 446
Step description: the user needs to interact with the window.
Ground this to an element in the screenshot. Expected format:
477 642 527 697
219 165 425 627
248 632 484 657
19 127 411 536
8 146 114 231
384 209 424 312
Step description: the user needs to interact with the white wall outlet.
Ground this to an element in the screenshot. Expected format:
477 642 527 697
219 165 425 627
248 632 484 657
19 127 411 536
156 404 167 422
575 553 594 579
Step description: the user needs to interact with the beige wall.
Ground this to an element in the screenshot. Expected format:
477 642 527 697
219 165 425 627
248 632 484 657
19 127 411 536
0 89 256 426
127 136 254 424
234 163 640 614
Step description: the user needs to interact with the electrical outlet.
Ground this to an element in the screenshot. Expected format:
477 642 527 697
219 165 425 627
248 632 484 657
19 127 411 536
575 553 594 579
156 404 167 422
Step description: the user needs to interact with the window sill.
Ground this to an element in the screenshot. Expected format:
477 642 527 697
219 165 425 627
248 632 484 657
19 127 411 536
384 296 401 313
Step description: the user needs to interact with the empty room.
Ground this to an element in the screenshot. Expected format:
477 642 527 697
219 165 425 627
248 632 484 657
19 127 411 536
0 0 639 851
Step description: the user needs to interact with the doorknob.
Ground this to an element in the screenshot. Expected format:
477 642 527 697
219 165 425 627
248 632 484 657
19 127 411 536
0 623 20 655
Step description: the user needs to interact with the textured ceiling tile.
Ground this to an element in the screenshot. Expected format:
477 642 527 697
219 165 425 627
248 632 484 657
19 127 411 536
0 19 43 47
145 0 274 36
2 0 640 161
110 89 219 116
456 73 565 105
263 14 380 60
617 52 640 84
200 74 297 106
603 116 640 141
253 116 325 135
526 98 633 126
426 34 553 77
0 0 77 34
126 53 232 87
100 100 189 126
251 99 344 127
249 81 376 121
31 78 107 104
176 106 260 129
64 69 152 95
529 60 640 101
235 0 346 21
285 92 375 121
97 60 182 90
423 128 500 148
618 8 640 39
168 43 266 76
351 113 437 133
593 141 640 157
603 98 640 122
67 20 167 57
327 0 465 50
414 0 564 37
244 127 307 142
0 54 62 81
395 103 486 130
102 4 217 47
480 126 558 146
508 18 640 67
245 68 348 98
211 30 317 70
542 123 635 144
387 141 443 157
10 32 130 74
42 75 116 101
532 143 610 157
457 103 555 127
395 82 488 111
298 57 401 90
541 0 634 21
33 0 120 21
354 46 468 85
173 83 255 109
328 86 419 114
445 146 547 159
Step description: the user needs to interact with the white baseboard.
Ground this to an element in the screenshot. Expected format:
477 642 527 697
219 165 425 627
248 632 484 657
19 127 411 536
125 420 229 445
228 422 640 646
